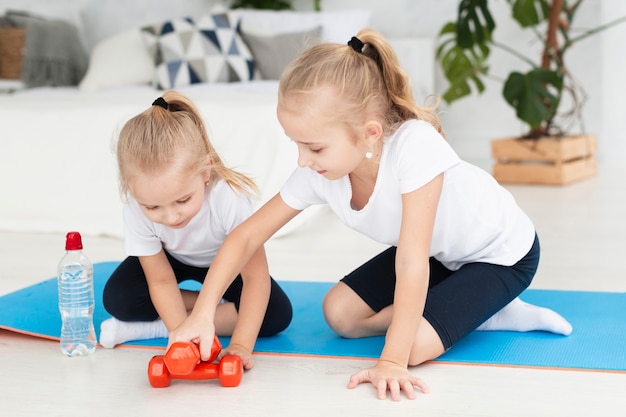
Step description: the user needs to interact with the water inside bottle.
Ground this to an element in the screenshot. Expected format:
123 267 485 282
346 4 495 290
58 263 96 356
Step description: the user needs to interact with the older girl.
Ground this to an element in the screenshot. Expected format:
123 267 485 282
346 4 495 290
169 30 571 399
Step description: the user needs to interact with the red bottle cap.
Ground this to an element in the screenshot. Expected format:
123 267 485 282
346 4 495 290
65 231 83 250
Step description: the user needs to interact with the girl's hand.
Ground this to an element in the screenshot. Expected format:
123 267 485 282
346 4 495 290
220 343 255 370
168 316 216 362
347 360 429 401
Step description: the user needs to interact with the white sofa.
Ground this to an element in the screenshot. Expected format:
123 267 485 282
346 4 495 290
0 3 434 239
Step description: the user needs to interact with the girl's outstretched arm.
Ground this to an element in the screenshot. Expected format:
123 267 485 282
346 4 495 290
348 174 443 401
222 244 271 369
139 251 188 330
168 193 301 360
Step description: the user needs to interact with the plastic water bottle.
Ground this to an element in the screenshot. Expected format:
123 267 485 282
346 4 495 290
57 231 96 356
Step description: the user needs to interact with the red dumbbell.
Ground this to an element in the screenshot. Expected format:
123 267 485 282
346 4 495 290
147 335 243 388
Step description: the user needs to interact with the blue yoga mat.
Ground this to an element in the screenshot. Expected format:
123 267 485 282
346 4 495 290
1 262 624 372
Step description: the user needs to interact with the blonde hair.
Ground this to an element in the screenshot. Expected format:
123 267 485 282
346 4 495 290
278 28 443 137
116 90 257 198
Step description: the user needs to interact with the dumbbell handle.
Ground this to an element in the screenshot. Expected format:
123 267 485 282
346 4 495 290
172 355 242 387
172 361 219 379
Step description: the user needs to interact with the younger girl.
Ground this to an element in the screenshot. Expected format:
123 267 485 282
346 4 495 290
100 91 292 369
168 30 572 398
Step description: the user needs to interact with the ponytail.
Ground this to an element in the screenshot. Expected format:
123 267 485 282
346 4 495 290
279 28 443 137
161 91 258 197
356 30 442 134
117 90 258 198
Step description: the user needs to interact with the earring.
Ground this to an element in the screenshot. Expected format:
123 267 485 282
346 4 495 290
365 150 373 159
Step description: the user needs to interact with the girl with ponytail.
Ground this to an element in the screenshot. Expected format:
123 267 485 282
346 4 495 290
100 91 292 371
170 30 572 400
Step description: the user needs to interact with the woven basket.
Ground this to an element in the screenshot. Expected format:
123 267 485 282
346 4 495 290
0 27 26 80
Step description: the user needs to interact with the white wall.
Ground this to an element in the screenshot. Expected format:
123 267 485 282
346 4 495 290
293 0 623 164
2 0 624 163
601 0 626 166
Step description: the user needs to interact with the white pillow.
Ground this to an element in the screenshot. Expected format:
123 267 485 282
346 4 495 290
78 28 154 91
231 9 372 44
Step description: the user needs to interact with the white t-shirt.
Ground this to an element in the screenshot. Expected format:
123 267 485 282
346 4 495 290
280 119 535 271
123 179 252 268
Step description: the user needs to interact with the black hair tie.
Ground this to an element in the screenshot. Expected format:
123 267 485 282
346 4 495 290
348 36 364 53
152 97 168 110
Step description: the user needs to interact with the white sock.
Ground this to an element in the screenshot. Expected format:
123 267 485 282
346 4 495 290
99 317 169 348
476 297 573 336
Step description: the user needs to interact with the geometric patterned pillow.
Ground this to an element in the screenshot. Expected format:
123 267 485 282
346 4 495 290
140 14 255 89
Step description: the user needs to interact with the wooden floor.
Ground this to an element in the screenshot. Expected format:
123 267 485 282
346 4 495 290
1 162 625 416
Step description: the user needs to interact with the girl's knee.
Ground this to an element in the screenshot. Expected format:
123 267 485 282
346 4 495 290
322 302 351 337
258 291 294 337
323 310 360 338
322 284 369 338
102 288 156 321
101 283 122 316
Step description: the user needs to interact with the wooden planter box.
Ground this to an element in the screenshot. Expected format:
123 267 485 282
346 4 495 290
491 135 597 185
0 27 25 80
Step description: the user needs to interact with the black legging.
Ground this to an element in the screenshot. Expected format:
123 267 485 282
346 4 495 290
102 252 292 337
341 234 540 350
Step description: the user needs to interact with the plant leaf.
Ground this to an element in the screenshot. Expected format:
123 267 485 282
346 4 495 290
456 0 496 48
435 1 494 103
436 29 489 103
502 69 563 129
509 0 550 27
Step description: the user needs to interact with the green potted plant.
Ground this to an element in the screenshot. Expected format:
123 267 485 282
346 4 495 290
436 0 626 184
229 0 322 11
230 0 293 9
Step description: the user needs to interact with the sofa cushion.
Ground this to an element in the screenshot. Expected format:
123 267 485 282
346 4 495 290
240 26 321 80
79 28 154 91
141 13 255 89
